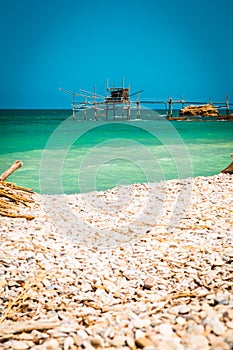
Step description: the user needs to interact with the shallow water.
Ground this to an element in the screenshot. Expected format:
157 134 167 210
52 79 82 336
0 109 232 194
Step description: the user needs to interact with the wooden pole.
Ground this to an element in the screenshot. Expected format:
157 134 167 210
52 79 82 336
127 104 131 121
0 160 23 181
106 104 108 120
168 97 173 117
181 99 185 109
105 79 109 120
94 85 96 120
226 95 229 116
106 78 109 97
72 93 75 120
113 103 116 120
84 103 87 120
136 92 141 119
136 101 140 119
94 101 98 120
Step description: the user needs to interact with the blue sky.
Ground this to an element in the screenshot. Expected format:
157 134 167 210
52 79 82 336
1 0 233 108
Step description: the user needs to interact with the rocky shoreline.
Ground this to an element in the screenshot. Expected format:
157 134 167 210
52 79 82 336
0 174 233 349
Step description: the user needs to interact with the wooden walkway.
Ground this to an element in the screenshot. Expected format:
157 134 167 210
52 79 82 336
59 81 233 120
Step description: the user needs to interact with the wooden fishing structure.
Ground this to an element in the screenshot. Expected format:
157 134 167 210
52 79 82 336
59 78 144 121
59 80 233 121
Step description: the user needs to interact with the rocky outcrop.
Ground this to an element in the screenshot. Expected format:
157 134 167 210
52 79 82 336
179 104 219 117
221 155 233 174
217 114 233 121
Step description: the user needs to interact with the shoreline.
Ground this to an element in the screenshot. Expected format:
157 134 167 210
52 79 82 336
0 173 233 349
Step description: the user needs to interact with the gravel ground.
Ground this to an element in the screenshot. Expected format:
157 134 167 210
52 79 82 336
0 173 233 350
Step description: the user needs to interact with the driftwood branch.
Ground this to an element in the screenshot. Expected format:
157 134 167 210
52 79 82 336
221 154 233 174
0 320 61 339
0 163 35 219
0 160 23 181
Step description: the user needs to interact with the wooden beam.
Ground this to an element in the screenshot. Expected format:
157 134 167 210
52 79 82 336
0 160 23 181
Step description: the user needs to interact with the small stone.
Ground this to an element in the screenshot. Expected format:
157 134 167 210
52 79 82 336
42 338 60 349
212 319 225 336
144 277 156 289
123 269 137 280
111 335 126 347
186 335 209 349
64 336 74 350
216 298 229 305
225 336 233 349
159 323 174 336
226 321 233 329
83 340 97 350
44 301 54 310
176 316 186 326
31 330 49 341
10 340 29 350
18 333 34 341
126 336 135 348
47 330 67 338
155 342 181 350
187 324 204 335
135 330 146 340
135 337 153 348
77 329 88 339
208 333 229 349
73 335 83 347
8 279 18 287
224 247 233 257
178 305 191 314
212 259 224 266
91 335 104 348
214 293 229 305
0 278 7 288
133 318 151 329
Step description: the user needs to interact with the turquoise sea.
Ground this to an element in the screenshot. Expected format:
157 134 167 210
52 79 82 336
0 109 232 194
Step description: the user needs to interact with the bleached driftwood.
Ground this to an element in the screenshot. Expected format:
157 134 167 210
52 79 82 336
0 161 35 219
0 160 23 181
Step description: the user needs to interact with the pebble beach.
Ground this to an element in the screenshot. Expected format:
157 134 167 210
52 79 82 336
0 173 233 350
